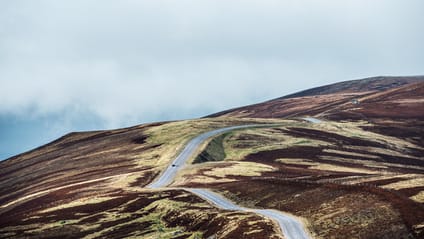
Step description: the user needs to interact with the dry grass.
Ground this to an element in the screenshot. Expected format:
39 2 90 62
39 196 119 213
317 120 421 150
142 117 286 168
309 164 378 174
174 161 276 186
204 162 276 178
178 119 423 188
410 191 424 203
223 124 330 161
382 176 424 190
276 158 381 174
174 118 424 238
1 115 423 238
1 117 291 239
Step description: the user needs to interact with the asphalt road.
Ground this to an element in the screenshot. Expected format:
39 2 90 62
146 124 312 239
187 188 311 239
303 117 322 123
253 209 311 239
186 188 243 211
147 125 260 188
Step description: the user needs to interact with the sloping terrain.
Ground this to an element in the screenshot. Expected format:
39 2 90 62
208 76 424 121
0 118 285 239
175 121 424 238
0 76 423 239
201 76 424 238
279 76 423 99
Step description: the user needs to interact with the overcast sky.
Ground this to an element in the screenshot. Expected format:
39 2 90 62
1 0 423 159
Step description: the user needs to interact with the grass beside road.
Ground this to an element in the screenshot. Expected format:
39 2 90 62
2 116 422 239
175 119 424 239
193 132 228 164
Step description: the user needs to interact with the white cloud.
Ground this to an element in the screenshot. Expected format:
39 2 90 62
1 0 423 128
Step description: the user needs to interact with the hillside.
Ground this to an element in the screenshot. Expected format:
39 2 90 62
208 76 424 120
279 76 423 99
0 76 423 239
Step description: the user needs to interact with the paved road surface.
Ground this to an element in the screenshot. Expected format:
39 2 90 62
303 117 322 123
187 188 311 239
253 209 310 239
147 125 260 188
187 188 243 211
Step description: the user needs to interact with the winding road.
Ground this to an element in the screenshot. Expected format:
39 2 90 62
147 125 260 188
186 188 311 239
146 124 312 239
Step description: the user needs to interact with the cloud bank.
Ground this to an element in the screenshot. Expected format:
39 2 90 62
0 0 423 158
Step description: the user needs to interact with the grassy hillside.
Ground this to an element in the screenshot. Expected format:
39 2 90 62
0 118 286 239
208 76 424 121
1 77 423 239
176 119 424 239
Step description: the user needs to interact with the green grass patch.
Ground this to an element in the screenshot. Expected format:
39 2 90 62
193 133 229 164
294 139 312 144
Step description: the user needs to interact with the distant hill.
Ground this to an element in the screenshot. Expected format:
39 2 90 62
208 76 424 120
279 76 423 99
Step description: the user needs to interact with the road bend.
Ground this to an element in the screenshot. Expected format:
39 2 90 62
186 188 311 239
146 124 312 239
147 125 261 188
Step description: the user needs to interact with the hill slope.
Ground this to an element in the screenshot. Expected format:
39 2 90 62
280 76 423 99
208 76 424 120
1 76 423 239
